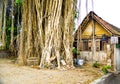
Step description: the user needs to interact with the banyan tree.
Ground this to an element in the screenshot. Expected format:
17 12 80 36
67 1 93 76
17 0 76 69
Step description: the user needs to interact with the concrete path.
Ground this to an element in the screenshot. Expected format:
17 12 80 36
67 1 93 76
102 73 120 84
91 72 120 84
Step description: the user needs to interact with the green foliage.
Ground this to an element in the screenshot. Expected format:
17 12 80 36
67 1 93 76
72 47 80 55
102 65 112 74
5 16 17 49
1 0 21 49
15 0 22 4
74 11 79 18
6 16 12 49
92 61 100 68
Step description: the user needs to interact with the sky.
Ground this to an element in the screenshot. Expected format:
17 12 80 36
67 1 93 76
79 0 120 28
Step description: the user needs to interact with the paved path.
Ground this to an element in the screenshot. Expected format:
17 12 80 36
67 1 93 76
102 73 120 84
91 72 120 84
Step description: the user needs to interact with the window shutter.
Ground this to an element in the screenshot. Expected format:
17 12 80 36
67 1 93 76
88 40 92 50
79 41 83 51
96 39 100 51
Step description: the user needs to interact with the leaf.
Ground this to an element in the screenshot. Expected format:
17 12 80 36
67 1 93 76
15 0 22 4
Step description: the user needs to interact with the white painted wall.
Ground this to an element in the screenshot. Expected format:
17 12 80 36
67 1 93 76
79 51 107 63
115 47 120 71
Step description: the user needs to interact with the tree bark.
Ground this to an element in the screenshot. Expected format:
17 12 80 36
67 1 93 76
10 0 15 51
18 0 28 65
2 0 7 49
26 0 33 58
63 0 74 67
18 0 75 68
0 0 3 48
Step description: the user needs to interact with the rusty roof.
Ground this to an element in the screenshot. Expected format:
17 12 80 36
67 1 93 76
75 11 120 37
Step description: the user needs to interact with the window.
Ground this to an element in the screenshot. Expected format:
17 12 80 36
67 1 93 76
88 40 92 50
80 39 107 51
100 41 107 51
83 39 88 51
96 39 100 51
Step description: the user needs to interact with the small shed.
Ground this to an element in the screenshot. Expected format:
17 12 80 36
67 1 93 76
74 11 120 71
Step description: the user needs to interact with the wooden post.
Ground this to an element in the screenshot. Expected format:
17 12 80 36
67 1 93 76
91 12 96 62
113 44 117 71
77 28 80 59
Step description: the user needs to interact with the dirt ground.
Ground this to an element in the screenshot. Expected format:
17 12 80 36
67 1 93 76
0 58 103 84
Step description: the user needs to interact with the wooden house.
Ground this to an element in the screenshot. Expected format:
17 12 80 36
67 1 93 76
74 11 120 71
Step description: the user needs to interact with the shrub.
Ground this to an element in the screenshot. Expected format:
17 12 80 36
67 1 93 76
72 47 80 55
92 61 100 68
102 65 112 74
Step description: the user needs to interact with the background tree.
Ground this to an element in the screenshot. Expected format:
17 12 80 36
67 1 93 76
2 0 8 49
10 0 15 52
0 0 3 48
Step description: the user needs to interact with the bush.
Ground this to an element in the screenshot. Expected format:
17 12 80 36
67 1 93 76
72 47 80 55
102 65 112 74
92 61 100 68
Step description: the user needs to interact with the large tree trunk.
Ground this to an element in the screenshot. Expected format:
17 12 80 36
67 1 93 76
26 0 33 58
63 0 74 67
18 0 75 69
39 0 64 68
17 0 28 65
39 0 56 68
34 0 45 66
